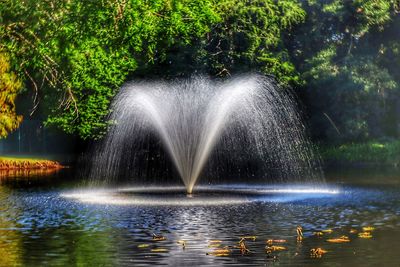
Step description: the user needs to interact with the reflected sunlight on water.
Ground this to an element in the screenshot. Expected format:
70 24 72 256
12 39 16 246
61 185 339 206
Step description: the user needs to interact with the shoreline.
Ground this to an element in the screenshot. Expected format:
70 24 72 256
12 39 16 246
0 157 63 170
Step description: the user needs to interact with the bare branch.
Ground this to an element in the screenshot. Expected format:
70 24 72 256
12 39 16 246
24 70 40 116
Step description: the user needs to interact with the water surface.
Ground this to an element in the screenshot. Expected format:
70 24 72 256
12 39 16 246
0 168 399 266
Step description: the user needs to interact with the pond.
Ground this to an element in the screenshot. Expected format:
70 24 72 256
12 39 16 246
0 168 399 266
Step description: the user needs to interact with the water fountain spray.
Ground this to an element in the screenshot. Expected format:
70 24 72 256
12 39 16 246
90 74 322 193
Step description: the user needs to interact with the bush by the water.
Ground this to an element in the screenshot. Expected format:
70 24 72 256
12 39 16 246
321 141 400 166
0 157 62 170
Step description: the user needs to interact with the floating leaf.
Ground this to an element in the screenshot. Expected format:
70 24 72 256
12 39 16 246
137 244 150 248
209 240 223 243
266 245 287 252
177 240 186 248
206 248 231 256
152 233 166 241
362 226 375 232
208 252 230 257
314 232 324 236
326 235 350 243
358 232 372 238
310 248 327 258
238 239 251 254
240 236 257 241
296 226 303 236
266 239 287 245
297 226 303 242
151 248 168 253
214 249 231 254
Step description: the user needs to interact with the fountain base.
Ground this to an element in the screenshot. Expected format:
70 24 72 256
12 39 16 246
62 185 339 206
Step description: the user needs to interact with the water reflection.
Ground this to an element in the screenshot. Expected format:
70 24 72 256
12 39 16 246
19 228 117 266
0 186 22 266
0 168 60 179
0 169 399 266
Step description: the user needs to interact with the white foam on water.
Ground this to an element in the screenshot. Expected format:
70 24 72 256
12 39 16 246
62 185 339 206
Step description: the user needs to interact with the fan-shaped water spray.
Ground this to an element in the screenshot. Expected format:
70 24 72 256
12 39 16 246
90 74 322 193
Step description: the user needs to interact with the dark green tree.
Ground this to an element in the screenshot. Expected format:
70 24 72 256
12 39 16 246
290 0 400 142
206 0 306 86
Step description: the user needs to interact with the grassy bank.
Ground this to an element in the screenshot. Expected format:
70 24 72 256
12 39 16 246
0 157 62 170
320 140 400 167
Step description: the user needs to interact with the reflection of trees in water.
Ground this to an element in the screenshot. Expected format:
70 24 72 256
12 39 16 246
0 168 60 179
19 228 117 266
0 184 117 265
0 186 22 266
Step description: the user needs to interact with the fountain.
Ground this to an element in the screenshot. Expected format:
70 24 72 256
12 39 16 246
89 74 322 194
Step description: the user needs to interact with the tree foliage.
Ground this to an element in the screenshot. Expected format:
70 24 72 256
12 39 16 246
0 0 218 139
1 0 400 144
204 0 306 85
290 0 400 142
135 0 306 86
0 52 22 138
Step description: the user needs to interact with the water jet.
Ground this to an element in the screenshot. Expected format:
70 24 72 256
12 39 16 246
89 74 322 193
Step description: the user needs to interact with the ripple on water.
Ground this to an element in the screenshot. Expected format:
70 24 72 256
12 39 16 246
1 184 400 266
